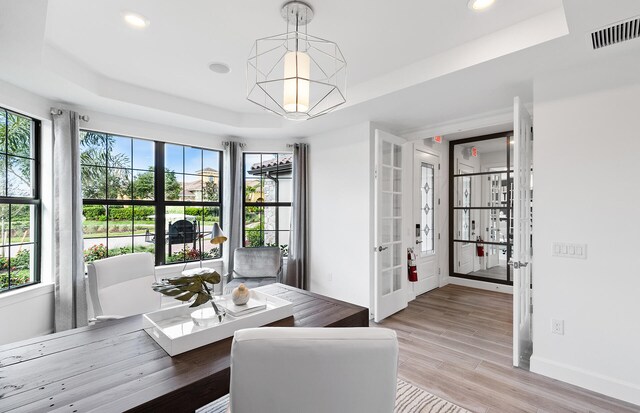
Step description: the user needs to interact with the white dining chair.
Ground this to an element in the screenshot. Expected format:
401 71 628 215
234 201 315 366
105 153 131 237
86 252 161 322
228 327 399 413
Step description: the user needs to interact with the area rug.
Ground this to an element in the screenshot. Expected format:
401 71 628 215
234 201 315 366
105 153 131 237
197 378 470 413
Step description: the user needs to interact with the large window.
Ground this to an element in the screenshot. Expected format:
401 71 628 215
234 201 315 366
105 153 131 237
243 153 292 256
0 108 40 291
81 130 222 265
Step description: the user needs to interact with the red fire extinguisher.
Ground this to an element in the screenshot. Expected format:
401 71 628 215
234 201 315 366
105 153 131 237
408 248 418 282
476 236 485 257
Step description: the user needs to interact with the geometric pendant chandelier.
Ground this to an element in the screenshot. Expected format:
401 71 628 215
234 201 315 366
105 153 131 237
247 1 347 121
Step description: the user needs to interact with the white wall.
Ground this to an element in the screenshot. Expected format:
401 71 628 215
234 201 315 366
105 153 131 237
307 122 372 308
530 63 640 405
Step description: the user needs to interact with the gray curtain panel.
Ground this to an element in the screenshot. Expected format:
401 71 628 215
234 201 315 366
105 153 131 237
286 143 309 289
52 109 88 331
223 141 243 278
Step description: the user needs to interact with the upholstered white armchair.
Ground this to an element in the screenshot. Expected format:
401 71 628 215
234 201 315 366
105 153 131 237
86 252 161 322
228 327 399 413
224 247 282 294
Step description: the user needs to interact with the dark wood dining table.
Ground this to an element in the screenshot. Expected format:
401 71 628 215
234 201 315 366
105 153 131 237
0 283 369 412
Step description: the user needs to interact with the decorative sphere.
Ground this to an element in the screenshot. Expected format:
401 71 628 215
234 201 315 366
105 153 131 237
232 284 250 305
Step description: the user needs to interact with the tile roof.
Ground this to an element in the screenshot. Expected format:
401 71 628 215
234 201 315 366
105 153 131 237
251 154 293 171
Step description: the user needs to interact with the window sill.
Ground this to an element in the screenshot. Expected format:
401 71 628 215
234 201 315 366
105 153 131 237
0 282 55 309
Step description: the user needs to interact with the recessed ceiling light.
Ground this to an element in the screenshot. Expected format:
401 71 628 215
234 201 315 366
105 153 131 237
468 0 495 11
123 12 150 29
209 63 231 74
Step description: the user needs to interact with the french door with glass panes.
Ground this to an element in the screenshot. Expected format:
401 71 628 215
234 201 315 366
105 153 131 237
455 162 474 275
373 130 407 323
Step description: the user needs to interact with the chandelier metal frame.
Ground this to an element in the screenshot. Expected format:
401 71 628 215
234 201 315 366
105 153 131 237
246 1 347 120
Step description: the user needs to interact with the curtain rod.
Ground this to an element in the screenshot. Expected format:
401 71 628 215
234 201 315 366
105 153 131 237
50 108 90 122
222 141 247 148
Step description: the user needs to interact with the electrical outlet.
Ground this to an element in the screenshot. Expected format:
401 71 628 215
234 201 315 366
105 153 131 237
551 319 564 335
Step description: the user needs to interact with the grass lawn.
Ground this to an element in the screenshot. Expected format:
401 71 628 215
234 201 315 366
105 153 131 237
82 220 155 239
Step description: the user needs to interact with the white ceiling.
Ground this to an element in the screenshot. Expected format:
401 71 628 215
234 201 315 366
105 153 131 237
1 0 640 139
43 0 562 114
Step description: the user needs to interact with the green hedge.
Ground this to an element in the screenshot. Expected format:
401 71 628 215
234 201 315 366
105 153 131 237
83 205 106 220
83 206 155 221
83 205 219 221
184 207 220 220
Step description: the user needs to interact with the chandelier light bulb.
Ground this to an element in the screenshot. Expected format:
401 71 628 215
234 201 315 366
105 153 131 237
283 51 310 113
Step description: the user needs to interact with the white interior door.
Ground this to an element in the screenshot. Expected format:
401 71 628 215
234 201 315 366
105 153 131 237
412 150 439 295
373 130 408 323
513 96 533 368
485 168 507 269
456 162 474 273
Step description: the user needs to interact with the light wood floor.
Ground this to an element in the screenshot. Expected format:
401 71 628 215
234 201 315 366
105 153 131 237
374 284 640 413
468 265 508 281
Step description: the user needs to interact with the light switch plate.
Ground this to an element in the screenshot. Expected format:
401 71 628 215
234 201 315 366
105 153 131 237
553 242 587 259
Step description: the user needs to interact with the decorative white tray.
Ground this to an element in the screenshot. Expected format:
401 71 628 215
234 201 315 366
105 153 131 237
143 290 293 356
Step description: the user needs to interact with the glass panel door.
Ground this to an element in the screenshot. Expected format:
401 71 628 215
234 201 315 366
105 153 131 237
450 135 513 285
374 130 407 322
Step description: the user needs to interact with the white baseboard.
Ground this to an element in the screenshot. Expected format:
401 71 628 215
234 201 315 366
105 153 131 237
446 276 513 294
530 355 640 406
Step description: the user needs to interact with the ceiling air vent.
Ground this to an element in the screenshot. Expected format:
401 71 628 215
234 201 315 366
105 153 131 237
590 16 640 50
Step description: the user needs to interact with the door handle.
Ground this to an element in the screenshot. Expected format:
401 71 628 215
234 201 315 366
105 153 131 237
377 246 389 252
508 260 529 269
415 240 423 245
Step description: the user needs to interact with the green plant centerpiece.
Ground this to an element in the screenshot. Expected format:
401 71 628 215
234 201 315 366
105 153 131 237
152 268 225 324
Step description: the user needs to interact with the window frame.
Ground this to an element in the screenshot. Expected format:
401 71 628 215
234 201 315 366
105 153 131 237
242 153 292 252
0 107 41 292
80 129 223 266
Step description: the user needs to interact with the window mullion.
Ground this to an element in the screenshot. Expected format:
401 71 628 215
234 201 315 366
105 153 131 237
155 142 165 265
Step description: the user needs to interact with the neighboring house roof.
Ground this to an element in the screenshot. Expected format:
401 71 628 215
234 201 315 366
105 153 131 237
250 154 293 174
183 180 202 192
198 167 218 175
180 170 218 196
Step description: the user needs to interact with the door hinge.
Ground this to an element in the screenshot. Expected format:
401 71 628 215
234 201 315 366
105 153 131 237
438 233 441 240
438 268 441 275
438 164 441 170
438 198 441 205
374 168 377 179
